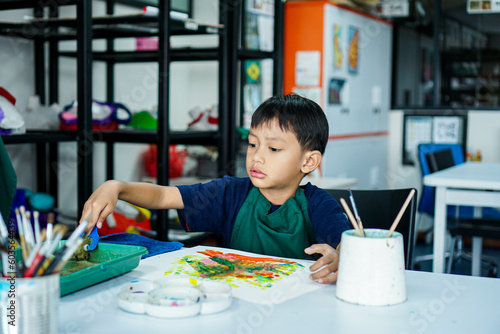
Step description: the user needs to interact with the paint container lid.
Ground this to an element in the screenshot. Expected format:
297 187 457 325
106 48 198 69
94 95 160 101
146 287 202 318
117 279 232 317
117 280 156 314
199 281 232 315
121 280 156 293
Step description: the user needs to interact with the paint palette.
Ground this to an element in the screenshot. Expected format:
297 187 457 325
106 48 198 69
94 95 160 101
117 278 232 318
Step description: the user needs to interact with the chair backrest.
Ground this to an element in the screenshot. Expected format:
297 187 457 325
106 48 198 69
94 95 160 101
425 148 455 173
417 143 465 178
325 188 417 270
417 143 470 217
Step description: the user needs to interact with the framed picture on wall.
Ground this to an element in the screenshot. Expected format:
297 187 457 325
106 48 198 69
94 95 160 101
348 26 359 74
333 24 343 69
402 110 468 165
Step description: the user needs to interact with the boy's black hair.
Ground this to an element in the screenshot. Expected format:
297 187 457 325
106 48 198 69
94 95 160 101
251 94 329 155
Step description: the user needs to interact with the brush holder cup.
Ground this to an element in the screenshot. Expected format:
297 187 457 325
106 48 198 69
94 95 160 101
0 273 60 333
336 229 406 306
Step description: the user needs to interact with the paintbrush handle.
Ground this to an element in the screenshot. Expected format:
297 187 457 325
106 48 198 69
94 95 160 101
340 198 363 237
356 217 365 237
387 189 416 238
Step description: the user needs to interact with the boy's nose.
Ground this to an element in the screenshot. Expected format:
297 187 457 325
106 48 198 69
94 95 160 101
251 149 264 164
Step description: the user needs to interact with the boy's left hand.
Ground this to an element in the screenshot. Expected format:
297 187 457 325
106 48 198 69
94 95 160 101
304 243 340 284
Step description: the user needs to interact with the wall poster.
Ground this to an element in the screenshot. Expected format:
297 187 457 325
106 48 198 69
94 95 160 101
333 24 343 69
348 26 359 74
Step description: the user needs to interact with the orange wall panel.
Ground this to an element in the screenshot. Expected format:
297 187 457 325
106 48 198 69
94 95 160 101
284 1 325 94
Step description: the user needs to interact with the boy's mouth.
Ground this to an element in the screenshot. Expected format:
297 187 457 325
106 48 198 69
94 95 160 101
250 168 266 178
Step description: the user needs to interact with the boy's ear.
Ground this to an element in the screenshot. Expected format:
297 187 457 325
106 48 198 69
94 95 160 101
301 150 322 174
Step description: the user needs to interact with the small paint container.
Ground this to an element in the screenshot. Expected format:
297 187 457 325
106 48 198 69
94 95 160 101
199 281 232 315
146 287 202 318
117 279 232 317
336 229 407 306
117 281 155 314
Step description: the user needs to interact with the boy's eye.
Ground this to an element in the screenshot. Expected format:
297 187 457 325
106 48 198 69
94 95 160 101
248 143 257 148
269 147 281 152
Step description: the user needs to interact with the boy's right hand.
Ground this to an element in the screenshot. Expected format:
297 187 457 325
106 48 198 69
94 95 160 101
80 180 122 235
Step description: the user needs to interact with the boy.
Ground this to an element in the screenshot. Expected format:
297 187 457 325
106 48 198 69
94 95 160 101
81 94 349 284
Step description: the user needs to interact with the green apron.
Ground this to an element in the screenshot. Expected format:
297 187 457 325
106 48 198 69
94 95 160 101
0 136 16 224
229 186 316 260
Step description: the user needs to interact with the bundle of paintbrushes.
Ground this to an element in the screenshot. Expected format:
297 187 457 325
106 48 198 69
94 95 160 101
0 206 88 278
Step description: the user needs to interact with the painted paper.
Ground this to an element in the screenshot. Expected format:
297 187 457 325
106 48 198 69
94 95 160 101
295 51 321 86
432 117 460 144
333 24 343 69
328 78 345 105
161 246 324 304
348 26 359 74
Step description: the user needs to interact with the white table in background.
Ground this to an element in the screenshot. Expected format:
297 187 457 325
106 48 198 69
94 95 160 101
59 250 500 333
423 162 500 275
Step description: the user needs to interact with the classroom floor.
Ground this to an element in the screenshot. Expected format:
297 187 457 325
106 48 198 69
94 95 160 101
413 242 500 278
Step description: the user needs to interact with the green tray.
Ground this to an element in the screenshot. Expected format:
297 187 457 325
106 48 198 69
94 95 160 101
3 242 147 296
59 242 147 296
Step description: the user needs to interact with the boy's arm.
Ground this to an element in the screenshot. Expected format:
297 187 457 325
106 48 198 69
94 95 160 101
80 180 183 233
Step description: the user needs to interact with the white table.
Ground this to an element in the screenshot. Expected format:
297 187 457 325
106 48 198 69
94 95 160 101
59 250 500 333
423 162 500 275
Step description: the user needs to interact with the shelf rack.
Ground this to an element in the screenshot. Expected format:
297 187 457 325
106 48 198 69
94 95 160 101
0 0 283 241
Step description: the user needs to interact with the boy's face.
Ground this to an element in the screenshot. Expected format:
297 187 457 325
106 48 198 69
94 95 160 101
246 119 311 195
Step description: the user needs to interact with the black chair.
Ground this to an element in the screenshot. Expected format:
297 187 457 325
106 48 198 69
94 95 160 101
425 148 455 173
325 188 417 270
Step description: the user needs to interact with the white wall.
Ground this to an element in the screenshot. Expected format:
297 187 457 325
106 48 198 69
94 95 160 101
388 110 500 191
387 109 500 231
467 111 500 162
1 0 219 216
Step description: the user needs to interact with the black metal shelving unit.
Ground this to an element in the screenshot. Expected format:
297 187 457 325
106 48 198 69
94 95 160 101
0 0 283 240
224 0 284 174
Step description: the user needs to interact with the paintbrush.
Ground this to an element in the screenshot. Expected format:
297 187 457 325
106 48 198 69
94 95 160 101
0 237 9 253
46 238 84 275
37 225 68 276
23 240 51 277
43 221 88 275
0 240 16 277
20 206 34 254
33 211 41 244
348 189 365 237
46 212 55 242
0 214 10 277
340 198 363 237
24 242 42 269
387 189 416 238
15 208 29 263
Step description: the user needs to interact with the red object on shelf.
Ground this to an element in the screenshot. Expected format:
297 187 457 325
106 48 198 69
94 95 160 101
99 211 151 236
143 144 187 178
